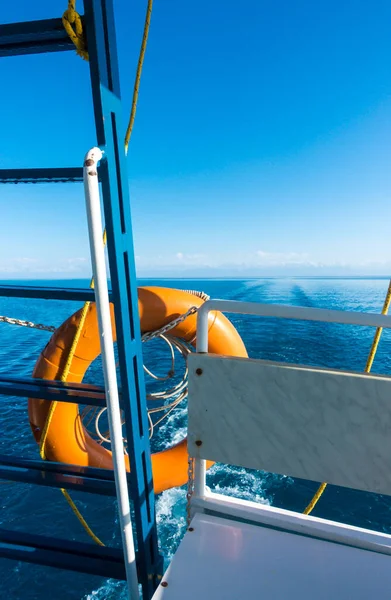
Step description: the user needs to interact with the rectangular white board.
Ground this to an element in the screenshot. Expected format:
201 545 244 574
188 354 391 495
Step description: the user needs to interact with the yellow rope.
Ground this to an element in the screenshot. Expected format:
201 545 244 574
304 279 391 515
38 1 154 546
61 489 105 546
39 234 109 459
62 0 153 156
38 267 102 543
62 0 89 61
124 0 153 154
39 298 92 460
303 482 327 516
365 280 391 373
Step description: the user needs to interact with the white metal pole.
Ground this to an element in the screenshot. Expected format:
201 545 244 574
196 303 210 353
83 147 139 600
192 304 210 498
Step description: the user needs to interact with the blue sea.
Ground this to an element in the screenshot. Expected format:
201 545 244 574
1 277 391 599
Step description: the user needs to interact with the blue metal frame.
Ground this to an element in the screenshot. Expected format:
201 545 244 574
0 528 127 579
0 1 162 596
0 285 113 302
0 167 84 184
0 454 121 496
0 375 108 406
84 1 162 594
0 18 76 56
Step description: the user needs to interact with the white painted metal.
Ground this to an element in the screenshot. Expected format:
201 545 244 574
193 458 206 497
194 318 208 495
188 353 391 496
152 513 391 600
170 297 391 599
195 306 209 353
192 298 391 501
197 300 391 348
83 147 139 600
191 492 391 557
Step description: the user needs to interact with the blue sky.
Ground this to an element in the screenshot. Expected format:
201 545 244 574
1 0 391 278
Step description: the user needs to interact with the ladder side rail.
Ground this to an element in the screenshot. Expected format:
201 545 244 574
84 2 162 596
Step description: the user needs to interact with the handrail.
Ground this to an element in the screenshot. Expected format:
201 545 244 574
193 298 391 501
196 299 391 354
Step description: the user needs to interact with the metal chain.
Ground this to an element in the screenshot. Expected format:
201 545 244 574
0 305 200 338
186 456 195 527
0 315 56 332
142 305 199 342
181 290 210 302
1 291 209 340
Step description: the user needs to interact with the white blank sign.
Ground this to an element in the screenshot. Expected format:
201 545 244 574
188 354 391 495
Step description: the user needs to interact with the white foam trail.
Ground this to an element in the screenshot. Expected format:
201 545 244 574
156 487 187 564
153 404 187 450
84 578 126 600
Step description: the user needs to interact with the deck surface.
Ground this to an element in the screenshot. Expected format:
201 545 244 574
153 512 391 599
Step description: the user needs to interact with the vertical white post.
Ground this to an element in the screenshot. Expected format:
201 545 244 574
83 147 139 600
196 303 210 354
192 302 210 498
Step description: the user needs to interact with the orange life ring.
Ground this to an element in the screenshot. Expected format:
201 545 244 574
28 287 247 494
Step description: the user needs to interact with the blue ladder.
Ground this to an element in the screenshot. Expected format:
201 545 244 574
0 2 162 597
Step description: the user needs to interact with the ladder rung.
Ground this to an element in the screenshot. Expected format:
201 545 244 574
0 376 109 407
0 529 126 579
0 285 113 302
0 18 76 57
0 454 121 496
0 167 84 184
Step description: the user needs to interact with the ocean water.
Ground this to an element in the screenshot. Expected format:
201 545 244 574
1 277 391 598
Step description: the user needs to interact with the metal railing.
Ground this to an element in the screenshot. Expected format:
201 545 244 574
193 298 391 500
181 298 391 559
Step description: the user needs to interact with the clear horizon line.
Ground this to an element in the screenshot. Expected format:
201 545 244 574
1 275 391 282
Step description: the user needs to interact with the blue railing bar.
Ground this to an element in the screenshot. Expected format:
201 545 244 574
0 167 84 184
0 453 121 479
0 18 76 57
0 529 126 580
0 285 113 302
0 375 106 395
0 455 121 496
0 376 109 407
0 454 120 481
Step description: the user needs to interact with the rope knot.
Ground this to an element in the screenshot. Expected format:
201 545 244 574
62 0 89 61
